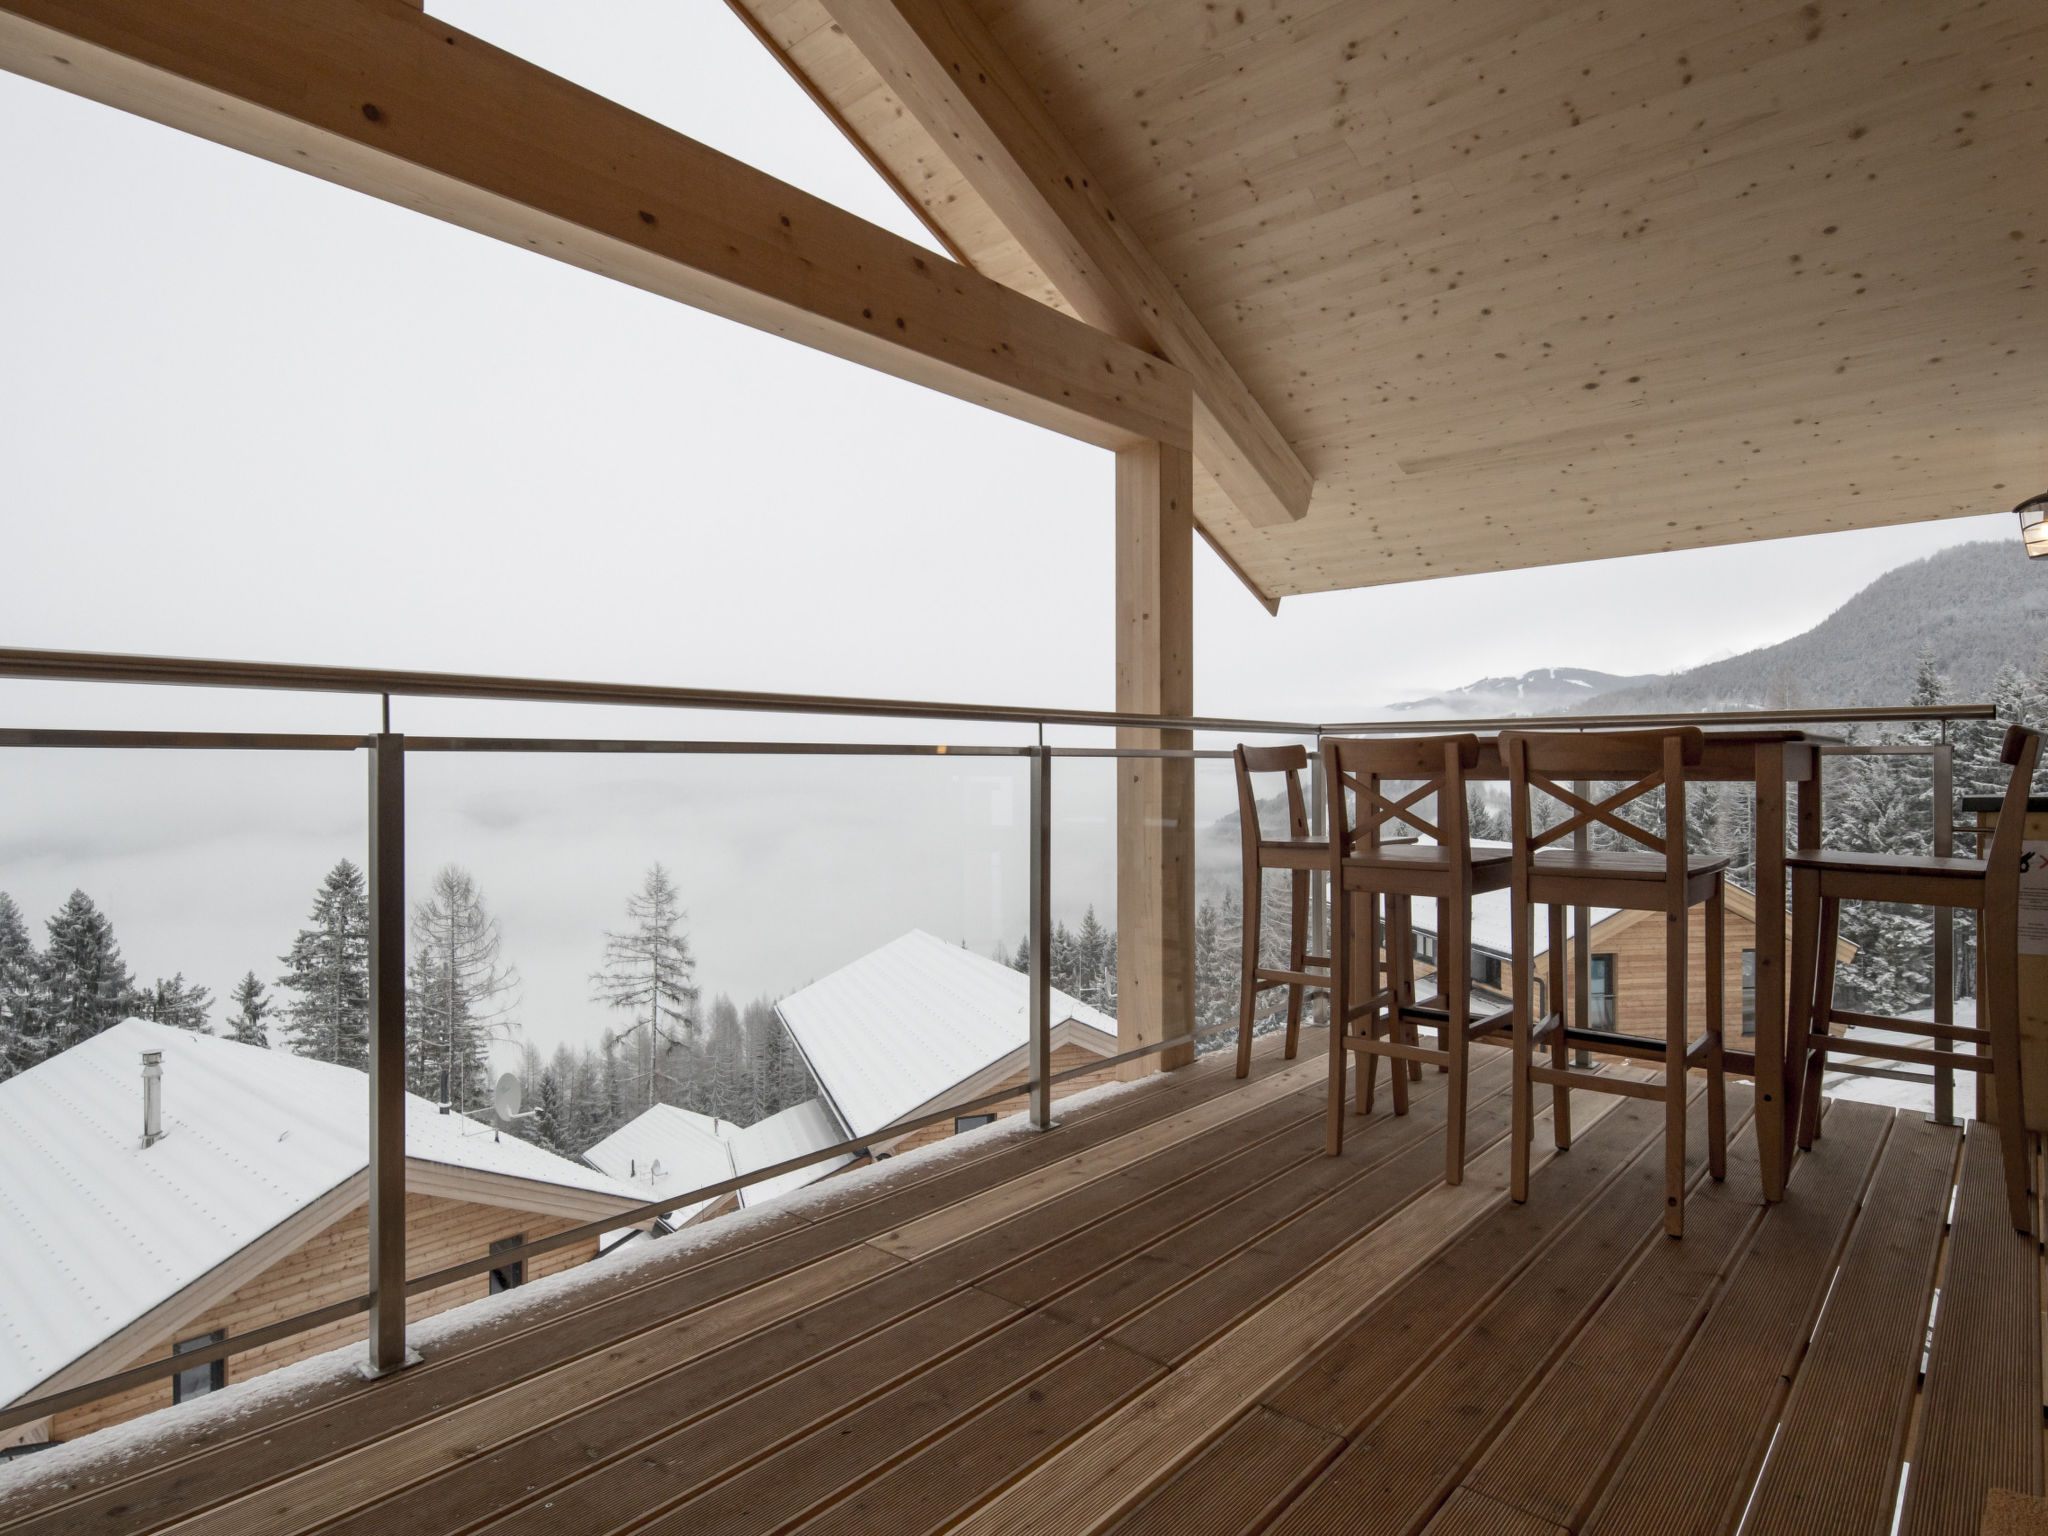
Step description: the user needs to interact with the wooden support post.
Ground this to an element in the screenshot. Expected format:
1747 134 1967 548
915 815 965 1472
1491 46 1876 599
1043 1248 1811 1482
366 733 408 1375
1115 441 1195 1078
1028 744 1055 1128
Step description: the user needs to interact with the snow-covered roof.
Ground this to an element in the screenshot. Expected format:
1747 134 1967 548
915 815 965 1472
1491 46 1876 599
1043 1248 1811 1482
582 1095 857 1220
581 1103 738 1226
0 1019 643 1412
776 930 1118 1139
727 1099 855 1208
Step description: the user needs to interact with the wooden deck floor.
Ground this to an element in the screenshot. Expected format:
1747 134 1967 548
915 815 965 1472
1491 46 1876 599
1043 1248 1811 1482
2 1028 2041 1536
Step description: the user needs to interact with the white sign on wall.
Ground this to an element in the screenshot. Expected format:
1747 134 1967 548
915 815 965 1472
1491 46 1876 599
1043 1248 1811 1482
2019 841 2048 956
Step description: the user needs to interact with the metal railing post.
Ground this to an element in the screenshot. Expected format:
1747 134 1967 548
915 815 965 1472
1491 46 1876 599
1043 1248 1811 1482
1028 744 1056 1129
1573 779 1592 1065
1308 743 1328 970
367 732 409 1373
1932 735 1955 1126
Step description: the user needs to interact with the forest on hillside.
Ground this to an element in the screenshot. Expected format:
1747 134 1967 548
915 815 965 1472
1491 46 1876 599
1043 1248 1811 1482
0 861 818 1159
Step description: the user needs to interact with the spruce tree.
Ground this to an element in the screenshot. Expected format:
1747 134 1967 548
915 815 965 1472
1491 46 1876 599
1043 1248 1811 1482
39 890 137 1056
138 973 213 1032
224 971 274 1047
0 893 39 1080
277 860 371 1067
405 865 519 1112
592 865 699 1113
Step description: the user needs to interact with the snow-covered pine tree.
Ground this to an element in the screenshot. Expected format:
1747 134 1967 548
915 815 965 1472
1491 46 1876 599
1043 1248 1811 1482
138 973 213 1032
223 971 274 1047
39 889 138 1057
591 864 699 1113
0 893 39 1080
744 996 813 1114
534 1069 565 1152
1466 787 1510 843
406 865 520 1113
278 861 372 1066
1073 907 1112 1010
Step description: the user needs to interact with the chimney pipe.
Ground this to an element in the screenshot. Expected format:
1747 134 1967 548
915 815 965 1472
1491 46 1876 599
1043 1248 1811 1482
141 1050 164 1148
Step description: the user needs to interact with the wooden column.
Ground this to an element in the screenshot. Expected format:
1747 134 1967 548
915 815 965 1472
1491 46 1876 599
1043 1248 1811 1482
1114 441 1196 1077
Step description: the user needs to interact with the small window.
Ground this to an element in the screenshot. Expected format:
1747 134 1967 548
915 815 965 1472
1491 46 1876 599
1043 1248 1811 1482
1589 954 1617 1029
1741 950 1757 1037
489 1234 525 1294
955 1113 997 1134
1474 953 1503 991
1412 932 1438 965
172 1330 224 1403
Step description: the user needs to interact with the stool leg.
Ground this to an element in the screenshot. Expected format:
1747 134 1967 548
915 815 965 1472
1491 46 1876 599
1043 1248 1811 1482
1664 891 1688 1239
1548 902 1570 1151
1798 896 1838 1151
1285 864 1308 1061
1357 891 1381 1115
1781 865 1822 1172
1326 873 1350 1156
1983 888 2034 1233
1430 894 1447 1076
1443 892 1471 1184
1236 854 1263 1080
1388 896 1410 1117
1706 877 1727 1183
1510 888 1534 1205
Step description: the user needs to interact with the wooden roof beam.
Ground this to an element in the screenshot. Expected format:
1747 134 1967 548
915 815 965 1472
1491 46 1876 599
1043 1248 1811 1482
811 0 1315 529
0 0 1191 454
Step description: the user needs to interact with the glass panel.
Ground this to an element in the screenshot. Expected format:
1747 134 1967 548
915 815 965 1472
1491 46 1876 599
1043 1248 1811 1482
172 1330 225 1403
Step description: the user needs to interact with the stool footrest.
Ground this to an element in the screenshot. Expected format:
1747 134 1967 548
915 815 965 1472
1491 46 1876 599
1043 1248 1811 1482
1529 1063 1668 1101
1254 966 1329 991
1826 1006 1989 1046
1344 1035 1449 1067
1809 1034 1991 1072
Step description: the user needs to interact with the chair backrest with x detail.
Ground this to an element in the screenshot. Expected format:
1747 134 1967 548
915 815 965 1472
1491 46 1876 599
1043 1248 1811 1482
1322 734 1483 862
1498 728 1706 890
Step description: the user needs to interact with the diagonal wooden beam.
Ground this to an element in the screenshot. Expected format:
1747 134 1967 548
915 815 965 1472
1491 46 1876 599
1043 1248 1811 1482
809 0 1315 530
0 0 1191 453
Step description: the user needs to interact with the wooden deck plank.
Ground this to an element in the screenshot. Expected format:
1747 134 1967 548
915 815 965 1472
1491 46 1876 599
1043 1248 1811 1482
1257 1092 1739 1536
224 1073 1344 1536
432 1079 1381 1536
1103 1408 1343 1536
793 1342 1177 1536
1003 1058 1512 1332
1452 1095 1770 1530
1897 1122 2042 1536
1108 1056 1511 1370
1744 1112 1960 1536
947 1083 1634 1536
1580 1099 1894 1536
1420 1489 1569 1536
1263 1089 1684 1440
777 1072 1505 1536
0 1031 1313 1536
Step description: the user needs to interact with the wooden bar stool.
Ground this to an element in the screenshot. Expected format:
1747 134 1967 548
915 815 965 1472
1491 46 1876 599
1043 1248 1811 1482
1232 744 1332 1078
1323 734 1513 1182
1501 728 1729 1238
1787 724 2039 1233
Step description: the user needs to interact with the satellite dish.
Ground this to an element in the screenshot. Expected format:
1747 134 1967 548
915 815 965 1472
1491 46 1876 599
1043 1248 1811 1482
648 1158 665 1181
492 1073 523 1121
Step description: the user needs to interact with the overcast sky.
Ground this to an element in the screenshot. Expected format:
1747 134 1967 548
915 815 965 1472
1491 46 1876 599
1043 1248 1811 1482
0 0 2010 1058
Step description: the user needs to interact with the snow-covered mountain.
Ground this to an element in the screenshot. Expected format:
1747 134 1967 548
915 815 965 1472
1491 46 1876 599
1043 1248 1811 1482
1385 667 1658 720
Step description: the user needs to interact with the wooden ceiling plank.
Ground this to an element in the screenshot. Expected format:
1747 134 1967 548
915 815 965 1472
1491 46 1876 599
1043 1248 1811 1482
811 0 1316 529
0 0 1193 454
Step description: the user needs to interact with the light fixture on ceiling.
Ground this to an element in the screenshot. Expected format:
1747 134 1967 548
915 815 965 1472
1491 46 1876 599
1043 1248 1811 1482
2018 491 2048 560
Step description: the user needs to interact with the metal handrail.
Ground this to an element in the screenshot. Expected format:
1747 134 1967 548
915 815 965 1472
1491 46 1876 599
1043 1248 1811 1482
1318 702 1994 733
0 646 1318 736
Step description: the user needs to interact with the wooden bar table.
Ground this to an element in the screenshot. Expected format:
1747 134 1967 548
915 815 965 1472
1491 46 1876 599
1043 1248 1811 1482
1457 728 1825 1200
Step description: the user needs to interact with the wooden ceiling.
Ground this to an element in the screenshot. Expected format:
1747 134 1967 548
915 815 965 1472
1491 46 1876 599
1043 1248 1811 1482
733 0 2046 598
